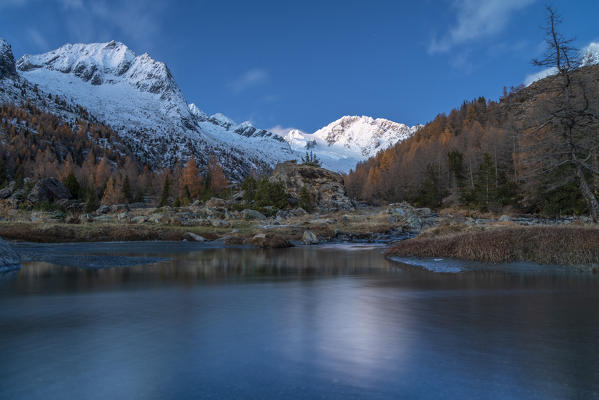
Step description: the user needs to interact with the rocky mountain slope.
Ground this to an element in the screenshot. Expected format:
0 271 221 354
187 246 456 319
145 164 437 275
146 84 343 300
5 39 294 179
0 39 17 79
283 115 420 172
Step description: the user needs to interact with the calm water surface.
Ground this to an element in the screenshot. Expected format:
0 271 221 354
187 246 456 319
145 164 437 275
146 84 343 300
1 242 599 399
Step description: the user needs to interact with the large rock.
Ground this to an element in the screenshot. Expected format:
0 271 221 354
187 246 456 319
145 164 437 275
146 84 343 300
27 178 72 203
269 161 354 211
248 233 292 249
0 181 15 199
388 203 422 232
302 230 319 245
242 209 266 220
205 197 226 208
0 237 19 270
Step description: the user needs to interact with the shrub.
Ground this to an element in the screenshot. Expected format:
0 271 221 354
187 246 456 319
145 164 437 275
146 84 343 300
298 186 313 212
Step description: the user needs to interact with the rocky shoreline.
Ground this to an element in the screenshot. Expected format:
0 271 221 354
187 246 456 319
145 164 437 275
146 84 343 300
0 163 597 267
0 200 594 249
0 202 423 246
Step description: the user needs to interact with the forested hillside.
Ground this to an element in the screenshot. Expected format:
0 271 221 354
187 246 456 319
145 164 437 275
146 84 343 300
345 61 599 217
0 100 229 209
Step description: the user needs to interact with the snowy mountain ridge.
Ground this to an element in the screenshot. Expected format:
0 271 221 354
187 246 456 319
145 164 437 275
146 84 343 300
283 115 420 172
1 38 418 175
12 40 295 178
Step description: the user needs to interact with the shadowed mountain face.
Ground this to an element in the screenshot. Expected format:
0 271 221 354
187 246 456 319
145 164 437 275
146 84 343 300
0 39 17 79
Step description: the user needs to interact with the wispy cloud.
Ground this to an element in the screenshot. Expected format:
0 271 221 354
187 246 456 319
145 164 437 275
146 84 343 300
59 0 83 9
228 68 269 93
0 0 82 9
429 0 536 54
2 0 167 51
0 0 30 8
524 67 557 86
269 125 303 136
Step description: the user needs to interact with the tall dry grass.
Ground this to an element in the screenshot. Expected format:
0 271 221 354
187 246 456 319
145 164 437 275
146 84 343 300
386 225 599 266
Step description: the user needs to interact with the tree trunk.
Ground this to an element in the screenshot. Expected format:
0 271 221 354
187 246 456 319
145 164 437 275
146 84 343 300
468 157 474 189
575 163 599 221
593 150 599 191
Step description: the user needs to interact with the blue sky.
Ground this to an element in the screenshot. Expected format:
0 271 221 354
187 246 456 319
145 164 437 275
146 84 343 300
1 0 598 133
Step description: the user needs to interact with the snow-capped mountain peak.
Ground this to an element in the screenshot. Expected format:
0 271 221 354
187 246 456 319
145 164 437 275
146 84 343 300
209 113 236 128
283 115 419 172
313 115 415 152
12 39 295 178
188 103 208 119
17 41 185 105
582 42 599 67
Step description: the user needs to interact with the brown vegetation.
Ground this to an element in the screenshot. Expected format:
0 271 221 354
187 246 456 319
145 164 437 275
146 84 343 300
0 222 229 242
386 225 599 266
0 102 232 208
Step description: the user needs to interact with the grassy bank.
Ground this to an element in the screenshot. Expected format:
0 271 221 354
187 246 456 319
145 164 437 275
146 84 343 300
0 222 237 242
385 225 599 267
0 208 398 244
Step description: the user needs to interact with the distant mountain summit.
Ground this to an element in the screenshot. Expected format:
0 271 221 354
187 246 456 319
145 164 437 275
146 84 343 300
582 42 599 66
284 115 420 172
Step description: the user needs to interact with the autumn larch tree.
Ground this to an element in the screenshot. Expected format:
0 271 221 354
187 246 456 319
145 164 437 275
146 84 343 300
181 158 202 200
207 157 229 195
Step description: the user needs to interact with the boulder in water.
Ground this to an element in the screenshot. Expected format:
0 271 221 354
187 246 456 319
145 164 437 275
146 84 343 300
302 230 319 245
248 233 292 249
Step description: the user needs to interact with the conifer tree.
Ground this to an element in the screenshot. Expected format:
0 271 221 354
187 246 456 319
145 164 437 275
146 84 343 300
241 175 257 202
301 151 321 167
121 175 132 203
63 172 80 199
159 175 170 207
298 186 313 211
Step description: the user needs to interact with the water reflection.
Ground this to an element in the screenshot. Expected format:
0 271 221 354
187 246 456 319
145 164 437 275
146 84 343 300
7 246 401 295
1 244 599 399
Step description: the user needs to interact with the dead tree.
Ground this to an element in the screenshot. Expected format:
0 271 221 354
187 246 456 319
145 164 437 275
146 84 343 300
522 6 599 220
